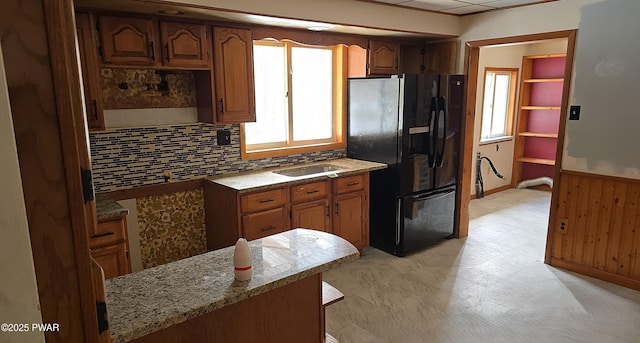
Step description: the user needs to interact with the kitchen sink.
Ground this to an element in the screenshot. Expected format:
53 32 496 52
273 164 342 177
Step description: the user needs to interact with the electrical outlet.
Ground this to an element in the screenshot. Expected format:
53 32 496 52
217 130 231 145
556 218 569 234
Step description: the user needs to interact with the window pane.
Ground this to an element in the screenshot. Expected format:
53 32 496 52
491 74 510 137
481 72 495 138
291 47 333 141
245 44 288 145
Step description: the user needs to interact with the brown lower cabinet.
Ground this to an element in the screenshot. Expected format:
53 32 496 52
90 217 131 279
204 172 370 251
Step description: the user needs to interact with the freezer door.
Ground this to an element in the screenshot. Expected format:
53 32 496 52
398 186 455 256
347 77 401 165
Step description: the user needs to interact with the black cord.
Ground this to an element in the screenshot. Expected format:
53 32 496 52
476 153 504 198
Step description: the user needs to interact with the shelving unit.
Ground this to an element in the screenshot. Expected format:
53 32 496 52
322 281 345 343
512 53 566 188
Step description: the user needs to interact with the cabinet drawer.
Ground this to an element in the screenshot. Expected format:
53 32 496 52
91 242 130 280
335 174 365 194
90 218 126 249
241 188 287 213
291 181 330 202
242 207 288 241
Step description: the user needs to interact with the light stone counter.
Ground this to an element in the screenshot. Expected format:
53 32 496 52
106 229 359 343
207 158 387 193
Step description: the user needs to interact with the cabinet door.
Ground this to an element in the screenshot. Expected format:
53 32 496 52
242 206 288 241
291 198 331 233
99 16 158 66
213 27 256 123
160 21 210 68
76 12 104 131
368 40 399 75
333 191 366 250
91 243 130 280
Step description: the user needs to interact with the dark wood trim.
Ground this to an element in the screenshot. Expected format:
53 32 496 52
106 178 204 200
561 169 640 184
550 258 640 291
253 25 369 48
457 42 478 238
545 29 577 264
462 30 577 250
43 1 102 341
465 30 576 48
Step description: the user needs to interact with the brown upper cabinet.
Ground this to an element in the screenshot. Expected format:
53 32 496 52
368 40 399 75
212 26 256 123
76 12 104 131
99 16 158 66
160 21 210 68
98 15 210 69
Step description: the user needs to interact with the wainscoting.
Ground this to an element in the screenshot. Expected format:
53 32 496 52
549 170 640 290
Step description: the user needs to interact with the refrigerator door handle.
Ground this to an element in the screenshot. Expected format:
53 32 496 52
409 187 455 201
395 197 402 246
436 96 447 168
428 97 438 168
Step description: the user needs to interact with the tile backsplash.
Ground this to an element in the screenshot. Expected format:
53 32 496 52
89 123 346 192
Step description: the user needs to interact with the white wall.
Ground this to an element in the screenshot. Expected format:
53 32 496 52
471 44 528 195
0 43 45 343
461 0 640 180
471 41 568 195
172 0 460 37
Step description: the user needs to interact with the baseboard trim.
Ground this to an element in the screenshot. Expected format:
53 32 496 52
549 258 640 291
471 184 513 200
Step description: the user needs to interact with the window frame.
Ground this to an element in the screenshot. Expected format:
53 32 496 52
241 40 347 160
479 67 519 144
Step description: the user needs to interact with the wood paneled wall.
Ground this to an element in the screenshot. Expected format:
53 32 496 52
548 170 640 290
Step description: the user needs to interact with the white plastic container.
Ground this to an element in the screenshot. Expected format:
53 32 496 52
233 238 253 281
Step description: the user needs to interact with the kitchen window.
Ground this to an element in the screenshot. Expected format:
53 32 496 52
480 68 518 143
241 40 346 159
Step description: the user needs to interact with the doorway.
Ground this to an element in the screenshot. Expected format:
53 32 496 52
458 30 577 264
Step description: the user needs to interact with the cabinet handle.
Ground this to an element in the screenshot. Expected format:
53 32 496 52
91 231 115 239
335 203 340 216
258 198 275 204
347 182 359 187
165 43 170 63
261 225 277 232
150 41 155 61
218 98 224 114
306 189 319 195
92 100 99 121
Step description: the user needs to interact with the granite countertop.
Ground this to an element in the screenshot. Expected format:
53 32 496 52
207 158 387 193
105 229 360 343
95 193 129 222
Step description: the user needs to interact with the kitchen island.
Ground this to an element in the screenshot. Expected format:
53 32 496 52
106 229 359 343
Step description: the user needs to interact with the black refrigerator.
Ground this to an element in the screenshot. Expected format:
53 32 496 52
347 74 464 256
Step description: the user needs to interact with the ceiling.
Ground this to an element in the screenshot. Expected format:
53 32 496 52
75 0 560 38
365 0 559 15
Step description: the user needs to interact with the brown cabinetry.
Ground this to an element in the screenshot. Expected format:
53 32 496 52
291 181 332 233
160 21 210 68
204 172 370 251
75 12 104 131
211 26 256 123
90 217 131 280
368 40 399 75
98 15 211 69
99 16 158 66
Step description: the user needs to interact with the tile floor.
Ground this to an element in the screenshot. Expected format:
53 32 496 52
324 189 640 343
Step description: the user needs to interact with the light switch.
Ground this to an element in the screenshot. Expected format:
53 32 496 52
217 130 231 145
569 105 581 120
